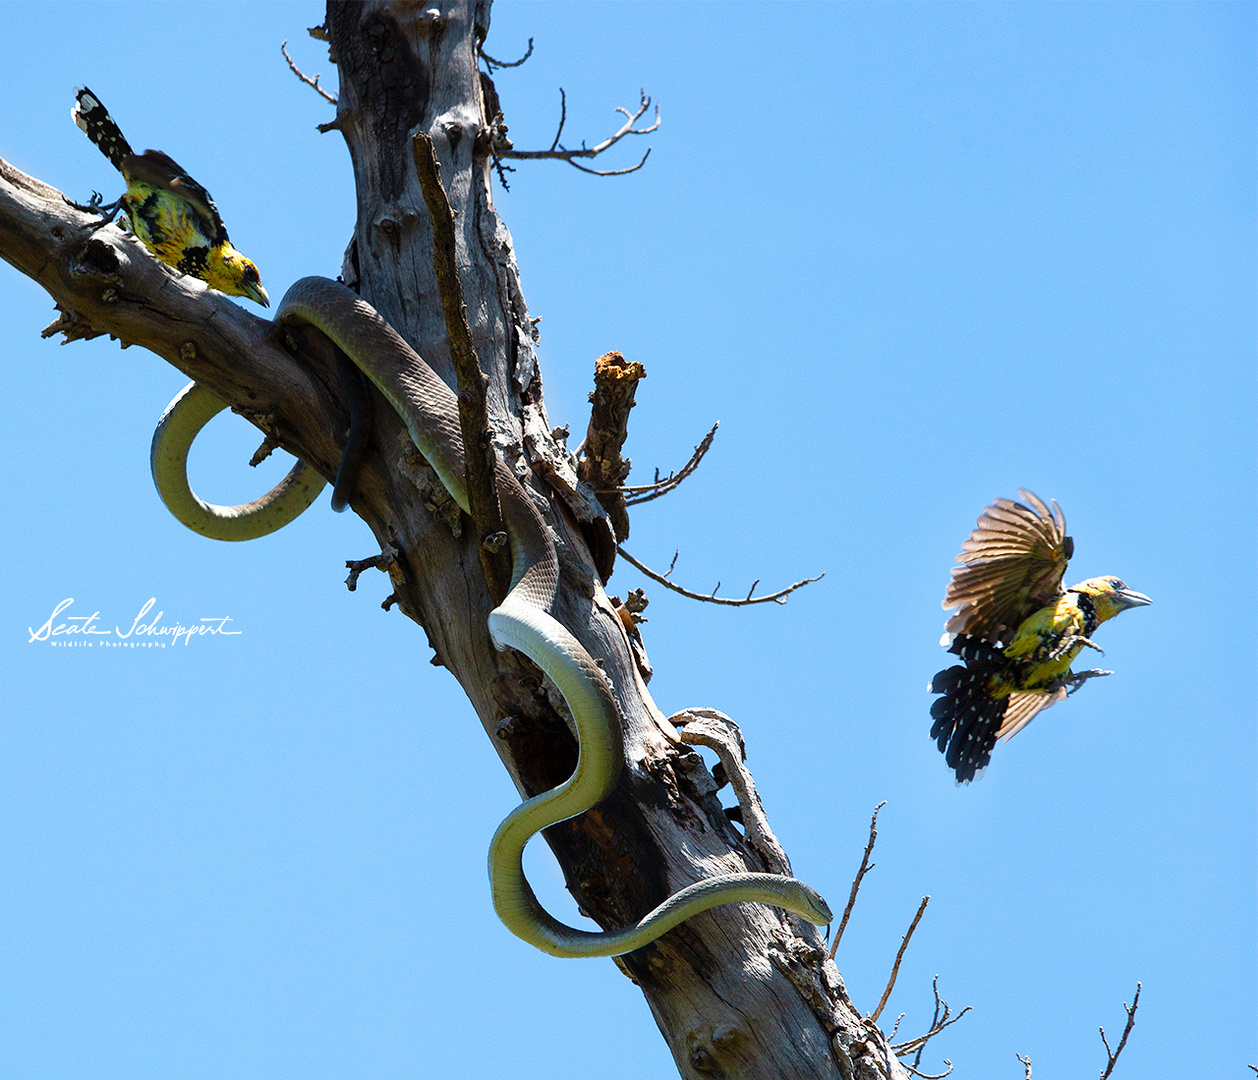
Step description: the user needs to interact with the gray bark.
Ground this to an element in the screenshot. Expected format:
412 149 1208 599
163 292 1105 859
0 3 911 1077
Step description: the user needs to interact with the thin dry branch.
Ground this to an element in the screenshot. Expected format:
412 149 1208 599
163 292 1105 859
281 39 337 104
903 1062 952 1079
345 546 399 592
870 897 930 1023
616 546 823 607
891 975 971 1062
620 423 719 507
412 132 511 602
1097 983 1140 1080
480 36 534 70
830 800 886 959
1016 1054 1033 1080
499 88 659 177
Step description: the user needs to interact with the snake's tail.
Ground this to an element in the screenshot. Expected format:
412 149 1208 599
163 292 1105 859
486 603 833 958
491 826 833 958
151 381 326 540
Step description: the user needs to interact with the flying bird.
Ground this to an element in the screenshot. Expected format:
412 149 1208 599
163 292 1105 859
71 86 268 306
929 490 1150 783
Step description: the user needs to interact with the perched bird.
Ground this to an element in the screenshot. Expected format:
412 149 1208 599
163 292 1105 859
71 86 268 306
929 490 1150 783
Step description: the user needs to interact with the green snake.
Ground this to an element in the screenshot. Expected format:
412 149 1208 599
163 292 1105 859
151 276 832 957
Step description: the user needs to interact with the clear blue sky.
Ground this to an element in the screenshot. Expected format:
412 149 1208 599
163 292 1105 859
1 3 1253 1078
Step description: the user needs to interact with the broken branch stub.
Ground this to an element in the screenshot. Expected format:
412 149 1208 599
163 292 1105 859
578 349 645 542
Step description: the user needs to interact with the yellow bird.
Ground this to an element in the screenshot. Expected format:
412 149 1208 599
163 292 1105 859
72 86 268 306
930 490 1150 783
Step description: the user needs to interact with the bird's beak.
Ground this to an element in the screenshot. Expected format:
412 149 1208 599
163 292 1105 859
243 281 270 308
1117 588 1152 609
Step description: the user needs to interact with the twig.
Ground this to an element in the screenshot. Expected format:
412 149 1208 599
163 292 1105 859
891 975 972 1061
1016 1054 1032 1080
830 801 886 959
617 546 823 606
412 133 511 602
280 40 337 104
41 305 104 344
480 36 533 70
870 897 930 1023
549 87 567 151
500 88 659 177
903 1063 952 1079
618 423 719 506
249 434 280 467
345 546 398 592
1098 983 1140 1079
562 152 653 178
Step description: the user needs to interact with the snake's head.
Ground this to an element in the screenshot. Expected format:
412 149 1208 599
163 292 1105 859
800 882 833 927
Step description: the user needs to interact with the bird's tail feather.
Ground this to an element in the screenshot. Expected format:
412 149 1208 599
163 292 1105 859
72 87 133 171
929 635 1007 784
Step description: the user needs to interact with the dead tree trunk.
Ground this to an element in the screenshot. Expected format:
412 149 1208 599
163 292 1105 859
0 3 908 1077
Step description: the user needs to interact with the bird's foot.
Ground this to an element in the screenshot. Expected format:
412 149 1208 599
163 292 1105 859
1076 635 1105 654
66 192 123 224
1064 668 1113 695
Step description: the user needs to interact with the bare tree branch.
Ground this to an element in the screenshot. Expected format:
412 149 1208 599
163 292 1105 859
345 546 398 592
1098 983 1141 1080
830 800 887 959
902 1062 952 1079
479 36 533 70
870 897 930 1023
560 152 652 178
281 39 337 104
548 86 567 152
498 88 659 177
1016 1053 1032 1079
616 545 823 606
891 975 971 1061
620 422 719 506
672 707 791 875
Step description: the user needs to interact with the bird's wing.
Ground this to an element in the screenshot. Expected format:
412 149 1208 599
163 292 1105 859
942 489 1072 643
124 151 229 244
997 687 1067 741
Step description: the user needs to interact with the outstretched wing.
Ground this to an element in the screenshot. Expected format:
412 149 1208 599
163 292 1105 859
942 489 1072 643
997 687 1067 741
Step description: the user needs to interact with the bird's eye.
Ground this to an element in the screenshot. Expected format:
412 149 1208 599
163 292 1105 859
243 265 259 283
1110 577 1125 589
